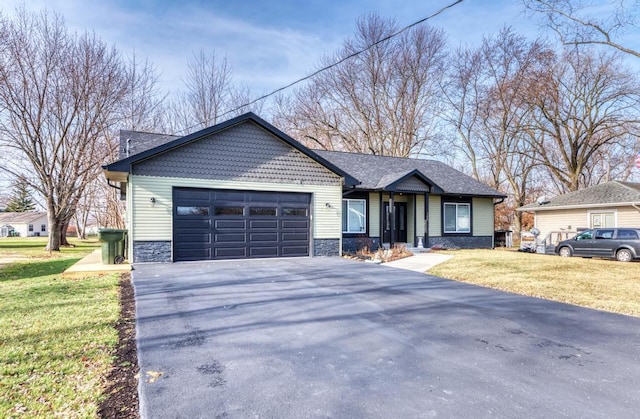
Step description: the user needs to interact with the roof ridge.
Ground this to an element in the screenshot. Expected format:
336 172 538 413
316 149 438 163
613 180 640 194
120 129 180 137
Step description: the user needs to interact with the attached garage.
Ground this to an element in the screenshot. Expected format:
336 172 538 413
103 113 358 263
173 188 311 261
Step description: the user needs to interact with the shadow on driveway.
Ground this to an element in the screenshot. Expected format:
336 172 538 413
132 257 640 418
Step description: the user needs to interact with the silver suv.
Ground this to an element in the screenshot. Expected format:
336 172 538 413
555 228 640 262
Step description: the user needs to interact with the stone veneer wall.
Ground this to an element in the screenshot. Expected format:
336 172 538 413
313 239 340 256
342 237 381 253
428 236 492 249
133 241 172 263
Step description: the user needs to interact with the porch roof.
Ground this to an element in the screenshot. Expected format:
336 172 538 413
316 150 503 197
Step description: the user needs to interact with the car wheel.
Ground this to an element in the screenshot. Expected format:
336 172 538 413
616 249 633 262
558 247 572 258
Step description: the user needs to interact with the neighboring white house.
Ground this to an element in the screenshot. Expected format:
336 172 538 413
0 212 48 237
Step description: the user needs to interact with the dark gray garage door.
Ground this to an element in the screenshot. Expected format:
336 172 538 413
173 188 311 261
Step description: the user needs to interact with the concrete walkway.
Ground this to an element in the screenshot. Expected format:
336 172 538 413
62 249 130 277
382 251 453 273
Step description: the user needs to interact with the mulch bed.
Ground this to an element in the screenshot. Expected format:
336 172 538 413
98 273 139 418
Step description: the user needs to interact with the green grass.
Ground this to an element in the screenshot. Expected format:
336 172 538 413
0 237 120 418
428 249 640 317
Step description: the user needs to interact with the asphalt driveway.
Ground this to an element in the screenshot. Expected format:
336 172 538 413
132 257 640 418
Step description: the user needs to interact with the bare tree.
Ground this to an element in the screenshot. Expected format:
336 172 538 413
0 8 128 250
443 28 553 238
524 48 640 192
177 50 232 131
121 52 166 131
274 13 447 157
523 0 640 58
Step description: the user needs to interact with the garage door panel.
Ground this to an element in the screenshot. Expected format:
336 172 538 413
215 233 246 243
215 219 246 229
214 190 246 201
282 246 309 256
175 219 211 229
174 188 310 261
250 233 279 242
174 188 210 202
282 220 309 229
249 247 279 257
214 247 247 258
175 248 211 260
249 220 278 229
282 232 309 241
175 232 211 243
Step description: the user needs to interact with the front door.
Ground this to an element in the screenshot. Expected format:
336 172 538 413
383 202 407 243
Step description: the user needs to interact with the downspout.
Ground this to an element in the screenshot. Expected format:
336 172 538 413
632 202 640 212
107 179 121 190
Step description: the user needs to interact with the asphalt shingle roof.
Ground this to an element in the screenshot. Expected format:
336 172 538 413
519 181 640 211
316 150 503 197
119 130 180 159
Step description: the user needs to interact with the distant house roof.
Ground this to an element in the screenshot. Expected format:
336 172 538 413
0 212 47 224
316 151 504 197
518 181 640 212
104 113 359 187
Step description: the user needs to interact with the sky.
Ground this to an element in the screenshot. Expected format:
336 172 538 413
0 0 567 95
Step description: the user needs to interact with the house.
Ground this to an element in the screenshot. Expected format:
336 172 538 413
517 181 640 244
102 113 503 263
0 212 48 237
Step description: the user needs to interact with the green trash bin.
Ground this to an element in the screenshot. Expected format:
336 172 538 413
98 228 127 265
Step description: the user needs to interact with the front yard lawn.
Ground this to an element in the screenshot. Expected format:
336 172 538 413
428 249 640 317
0 237 123 418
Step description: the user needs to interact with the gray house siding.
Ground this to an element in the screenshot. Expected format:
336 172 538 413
133 122 339 186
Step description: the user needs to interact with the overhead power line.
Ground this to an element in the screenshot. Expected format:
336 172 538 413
177 0 464 134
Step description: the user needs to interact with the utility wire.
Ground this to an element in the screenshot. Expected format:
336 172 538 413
177 0 464 134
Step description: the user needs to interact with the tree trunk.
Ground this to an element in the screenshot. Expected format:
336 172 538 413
45 204 61 252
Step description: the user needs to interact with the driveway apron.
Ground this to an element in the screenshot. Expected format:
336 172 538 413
132 257 640 418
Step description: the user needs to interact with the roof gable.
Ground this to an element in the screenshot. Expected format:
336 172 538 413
315 150 502 197
132 121 344 186
518 181 640 211
104 113 359 186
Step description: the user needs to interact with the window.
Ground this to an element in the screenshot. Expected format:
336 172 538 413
250 207 277 216
595 229 614 240
617 229 639 240
177 206 209 216
444 203 470 233
575 230 593 240
215 206 244 216
282 208 307 216
342 199 366 233
41 224 46 232
28 224 33 232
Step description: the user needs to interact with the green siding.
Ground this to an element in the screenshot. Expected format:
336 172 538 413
369 192 380 237
472 197 495 236
429 195 442 237
416 194 425 240
129 175 342 241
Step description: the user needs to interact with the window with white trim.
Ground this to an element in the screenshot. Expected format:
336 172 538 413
342 199 366 233
444 203 470 233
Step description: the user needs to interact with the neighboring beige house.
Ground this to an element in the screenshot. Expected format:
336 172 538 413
0 212 48 237
517 181 640 246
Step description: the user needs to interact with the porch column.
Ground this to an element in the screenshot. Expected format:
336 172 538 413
424 192 429 247
389 192 395 248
